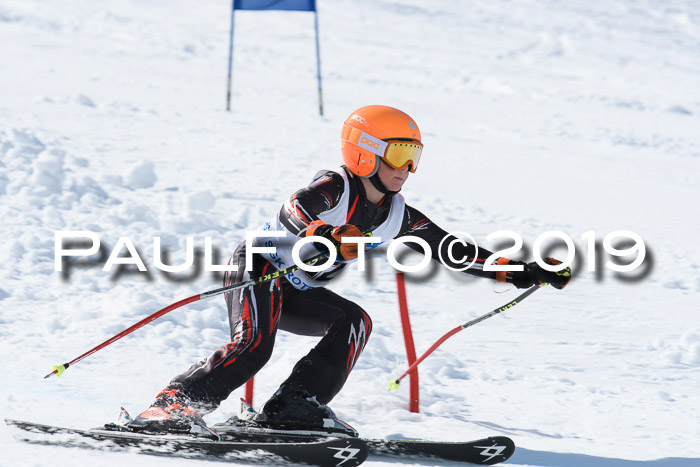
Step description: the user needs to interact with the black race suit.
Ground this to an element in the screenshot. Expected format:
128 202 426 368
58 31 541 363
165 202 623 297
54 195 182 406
167 168 513 412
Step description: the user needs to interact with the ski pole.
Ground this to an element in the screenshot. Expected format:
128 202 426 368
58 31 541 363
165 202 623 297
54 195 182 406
45 252 328 379
389 284 544 390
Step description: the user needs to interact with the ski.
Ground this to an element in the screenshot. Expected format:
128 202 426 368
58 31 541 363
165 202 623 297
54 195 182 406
5 418 368 466
7 413 514 466
212 419 515 465
364 436 515 465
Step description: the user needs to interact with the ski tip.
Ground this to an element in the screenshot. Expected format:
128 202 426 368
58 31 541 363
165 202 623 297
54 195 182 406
388 379 400 391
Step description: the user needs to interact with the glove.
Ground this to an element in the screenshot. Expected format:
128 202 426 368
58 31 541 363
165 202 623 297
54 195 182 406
506 257 572 290
301 220 365 261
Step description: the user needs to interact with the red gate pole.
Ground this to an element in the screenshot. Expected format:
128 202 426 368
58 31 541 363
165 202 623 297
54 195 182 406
245 377 254 406
395 273 419 412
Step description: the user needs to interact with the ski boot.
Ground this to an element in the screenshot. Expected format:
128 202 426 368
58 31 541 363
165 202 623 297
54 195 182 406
253 384 358 437
126 387 219 439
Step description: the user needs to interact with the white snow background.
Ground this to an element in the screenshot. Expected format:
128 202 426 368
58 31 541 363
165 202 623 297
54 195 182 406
1 0 699 466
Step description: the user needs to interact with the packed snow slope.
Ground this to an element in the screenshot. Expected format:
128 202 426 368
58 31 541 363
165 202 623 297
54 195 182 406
1 0 699 466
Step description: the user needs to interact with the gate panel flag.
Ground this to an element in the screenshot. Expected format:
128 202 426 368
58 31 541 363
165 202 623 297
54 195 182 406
226 0 323 115
233 0 315 11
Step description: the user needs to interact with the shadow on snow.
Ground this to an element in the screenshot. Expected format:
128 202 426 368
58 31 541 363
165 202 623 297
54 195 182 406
512 448 699 467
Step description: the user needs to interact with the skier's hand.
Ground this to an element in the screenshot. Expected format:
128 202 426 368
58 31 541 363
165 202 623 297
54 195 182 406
301 221 365 261
511 257 571 289
328 224 366 260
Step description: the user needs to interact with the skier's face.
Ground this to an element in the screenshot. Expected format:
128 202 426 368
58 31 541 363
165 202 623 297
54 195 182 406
378 159 409 192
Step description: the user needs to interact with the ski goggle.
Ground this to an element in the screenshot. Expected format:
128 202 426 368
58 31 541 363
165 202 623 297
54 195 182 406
342 125 423 173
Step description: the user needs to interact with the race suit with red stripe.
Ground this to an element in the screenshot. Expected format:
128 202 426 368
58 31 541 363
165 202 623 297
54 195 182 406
166 167 517 411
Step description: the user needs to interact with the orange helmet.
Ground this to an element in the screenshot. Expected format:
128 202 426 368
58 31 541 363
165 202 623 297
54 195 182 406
341 105 423 177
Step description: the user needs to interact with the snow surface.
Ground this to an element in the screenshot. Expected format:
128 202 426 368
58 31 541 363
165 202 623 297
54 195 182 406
1 0 699 466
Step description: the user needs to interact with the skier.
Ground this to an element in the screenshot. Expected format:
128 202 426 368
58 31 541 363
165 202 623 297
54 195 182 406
130 105 571 435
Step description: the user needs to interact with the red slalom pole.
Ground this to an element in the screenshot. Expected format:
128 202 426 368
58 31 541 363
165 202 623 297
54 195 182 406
390 284 543 390
45 253 328 379
396 273 419 412
245 378 255 406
